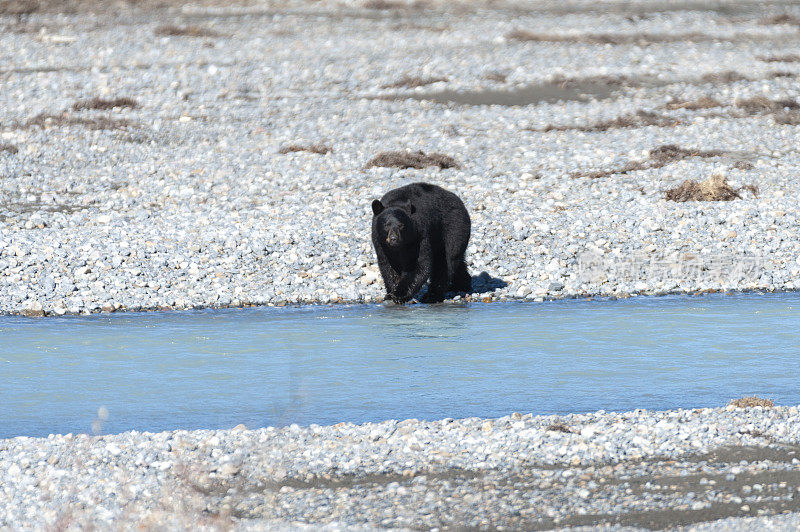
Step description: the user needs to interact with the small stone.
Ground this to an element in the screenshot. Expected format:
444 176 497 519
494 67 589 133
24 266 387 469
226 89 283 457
218 463 240 477
106 443 122 456
21 299 44 317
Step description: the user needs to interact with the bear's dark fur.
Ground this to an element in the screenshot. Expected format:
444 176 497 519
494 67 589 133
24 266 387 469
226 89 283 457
371 182 471 303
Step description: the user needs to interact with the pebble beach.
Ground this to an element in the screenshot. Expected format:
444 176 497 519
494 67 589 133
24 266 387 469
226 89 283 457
2 0 800 528
4 406 800 529
1 0 799 315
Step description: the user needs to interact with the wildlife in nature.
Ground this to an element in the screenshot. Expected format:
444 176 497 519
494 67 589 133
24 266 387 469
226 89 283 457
371 182 471 303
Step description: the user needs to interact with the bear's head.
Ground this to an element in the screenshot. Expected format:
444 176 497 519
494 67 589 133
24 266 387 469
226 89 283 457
372 200 416 248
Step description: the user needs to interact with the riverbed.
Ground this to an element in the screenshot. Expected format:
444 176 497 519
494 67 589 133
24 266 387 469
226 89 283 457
2 292 797 438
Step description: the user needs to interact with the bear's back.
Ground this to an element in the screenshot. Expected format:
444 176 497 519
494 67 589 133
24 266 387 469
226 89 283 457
380 182 465 215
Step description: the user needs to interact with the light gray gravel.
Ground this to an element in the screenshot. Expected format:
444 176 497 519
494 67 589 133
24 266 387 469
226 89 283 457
3 0 800 529
1 0 800 315
4 405 800 529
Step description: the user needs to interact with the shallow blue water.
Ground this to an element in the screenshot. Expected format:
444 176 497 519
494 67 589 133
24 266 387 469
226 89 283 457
1 292 798 438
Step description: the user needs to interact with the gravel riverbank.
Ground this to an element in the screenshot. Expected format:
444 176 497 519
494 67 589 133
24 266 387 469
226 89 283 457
3 1 800 529
1 0 800 315
2 405 800 529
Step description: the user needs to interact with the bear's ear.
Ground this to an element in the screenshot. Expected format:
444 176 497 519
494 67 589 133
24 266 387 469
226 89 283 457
371 200 384 215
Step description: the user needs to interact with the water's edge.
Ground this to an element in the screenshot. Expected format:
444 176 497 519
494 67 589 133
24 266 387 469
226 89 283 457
8 285 796 318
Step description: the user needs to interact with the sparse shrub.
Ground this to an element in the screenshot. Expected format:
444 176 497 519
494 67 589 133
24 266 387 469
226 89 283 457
383 75 448 89
546 422 573 433
665 172 757 202
365 150 460 170
277 143 332 155
72 97 138 111
155 25 221 38
665 96 723 110
728 396 775 408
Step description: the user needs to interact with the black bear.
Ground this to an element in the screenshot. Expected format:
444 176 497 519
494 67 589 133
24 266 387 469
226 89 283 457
371 182 471 303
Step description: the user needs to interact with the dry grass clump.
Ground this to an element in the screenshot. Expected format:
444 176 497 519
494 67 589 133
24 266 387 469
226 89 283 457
72 97 138 111
365 150 460 170
649 144 724 164
484 71 508 82
26 112 132 130
700 71 749 83
0 0 38 16
155 25 221 38
383 75 448 89
0 143 19 154
571 144 724 179
364 0 427 9
665 172 757 202
277 143 332 155
538 110 677 133
506 29 707 45
735 96 800 113
728 396 775 408
665 96 723 110
574 161 649 179
759 14 800 26
758 54 800 63
551 73 637 88
774 111 800 125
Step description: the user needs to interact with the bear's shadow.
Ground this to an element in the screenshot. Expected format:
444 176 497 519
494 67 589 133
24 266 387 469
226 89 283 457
413 271 507 302
468 271 508 294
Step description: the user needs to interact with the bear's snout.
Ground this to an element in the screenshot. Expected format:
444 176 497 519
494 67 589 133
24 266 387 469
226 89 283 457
386 231 400 246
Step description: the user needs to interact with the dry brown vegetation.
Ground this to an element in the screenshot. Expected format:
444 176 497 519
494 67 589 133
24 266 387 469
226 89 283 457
662 95 800 121
277 143 332 155
0 143 19 154
665 172 757 202
155 25 221 38
364 0 403 8
551 73 638 88
540 91 799 132
728 396 775 408
546 422 573 433
700 71 749 83
365 150 460 170
364 0 427 9
759 14 800 26
72 97 138 111
572 144 724 179
538 110 678 133
484 71 508 82
774 111 800 125
758 54 800 63
25 112 132 130
735 96 800 113
665 96 723 110
649 144 724 164
383 75 448 89
3 0 242 14
0 0 38 16
506 29 711 45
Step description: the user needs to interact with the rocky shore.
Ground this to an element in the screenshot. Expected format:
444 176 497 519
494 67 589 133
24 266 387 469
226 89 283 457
3 0 800 529
1 0 799 315
2 405 800 529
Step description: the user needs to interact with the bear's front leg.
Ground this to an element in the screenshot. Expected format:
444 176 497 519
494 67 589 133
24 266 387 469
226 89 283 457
373 241 401 299
392 241 432 303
